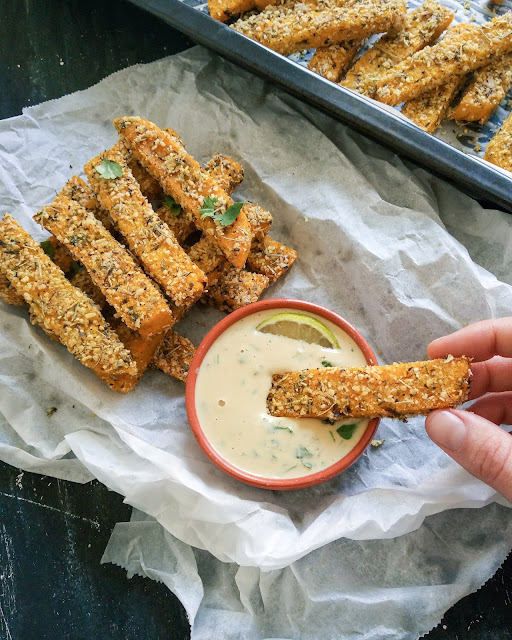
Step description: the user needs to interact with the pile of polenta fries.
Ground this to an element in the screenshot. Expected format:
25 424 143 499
0 117 297 392
210 0 512 171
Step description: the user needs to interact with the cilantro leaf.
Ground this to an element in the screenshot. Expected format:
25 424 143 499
95 158 123 180
321 360 333 367
199 195 219 218
165 195 181 217
337 423 358 440
40 240 54 259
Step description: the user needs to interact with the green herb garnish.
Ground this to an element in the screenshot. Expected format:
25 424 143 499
337 423 358 440
301 461 313 469
321 360 333 367
95 158 123 179
165 195 181 217
296 445 312 459
199 195 246 227
40 240 54 259
274 424 293 433
70 261 81 276
329 431 336 442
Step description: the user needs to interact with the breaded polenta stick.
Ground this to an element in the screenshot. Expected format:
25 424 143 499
34 196 174 337
246 236 297 281
155 203 196 245
376 13 512 106
204 265 270 311
0 270 25 306
41 235 74 273
483 110 512 172
60 175 114 232
152 330 196 383
208 0 279 22
267 357 471 420
309 40 363 83
85 145 206 307
231 0 407 57
401 76 462 133
451 52 512 124
0 214 137 391
127 158 164 202
342 0 453 97
244 203 272 240
114 117 252 269
69 269 107 310
187 236 225 275
204 153 244 195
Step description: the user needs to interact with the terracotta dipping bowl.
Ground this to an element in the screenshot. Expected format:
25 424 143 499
185 298 380 490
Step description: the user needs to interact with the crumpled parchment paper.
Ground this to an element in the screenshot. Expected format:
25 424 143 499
1 46 512 636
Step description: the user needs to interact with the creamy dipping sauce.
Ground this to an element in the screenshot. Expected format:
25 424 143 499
195 309 369 479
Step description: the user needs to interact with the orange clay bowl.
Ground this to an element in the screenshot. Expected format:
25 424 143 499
185 298 380 490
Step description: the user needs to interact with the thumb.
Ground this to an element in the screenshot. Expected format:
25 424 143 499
425 409 512 503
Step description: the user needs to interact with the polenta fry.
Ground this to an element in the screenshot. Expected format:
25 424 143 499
342 0 453 97
309 40 363 83
451 52 512 124
34 196 175 337
152 330 196 382
483 110 512 172
0 214 138 392
85 145 206 307
59 175 114 232
155 203 196 245
69 268 108 310
267 357 471 420
114 117 252 269
0 269 25 306
187 236 225 275
246 236 297 281
204 265 270 311
376 14 512 106
204 153 244 195
401 76 462 133
231 0 407 57
208 0 279 22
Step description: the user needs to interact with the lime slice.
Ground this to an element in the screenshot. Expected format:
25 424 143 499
256 312 340 348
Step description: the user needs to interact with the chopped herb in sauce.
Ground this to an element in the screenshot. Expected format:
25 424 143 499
274 424 293 433
337 423 358 440
296 445 313 459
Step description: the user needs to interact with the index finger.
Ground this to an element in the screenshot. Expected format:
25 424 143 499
427 317 512 362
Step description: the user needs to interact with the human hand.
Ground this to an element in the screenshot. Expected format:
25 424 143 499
425 318 512 502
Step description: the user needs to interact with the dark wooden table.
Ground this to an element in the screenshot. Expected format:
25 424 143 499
0 1 511 638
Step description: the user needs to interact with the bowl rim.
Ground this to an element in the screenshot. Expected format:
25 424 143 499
185 298 380 490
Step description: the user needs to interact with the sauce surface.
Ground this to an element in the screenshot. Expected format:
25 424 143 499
195 309 369 479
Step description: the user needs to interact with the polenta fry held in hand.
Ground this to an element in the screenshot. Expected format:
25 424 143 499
342 0 453 97
231 0 407 57
152 330 197 382
376 13 512 106
451 52 512 124
34 196 175 337
267 358 471 420
0 214 137 392
484 110 512 172
401 76 462 133
85 145 206 307
309 40 363 83
114 117 252 269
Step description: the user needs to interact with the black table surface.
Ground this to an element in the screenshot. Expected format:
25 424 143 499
0 1 511 638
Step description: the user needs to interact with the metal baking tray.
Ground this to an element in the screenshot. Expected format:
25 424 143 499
128 0 512 212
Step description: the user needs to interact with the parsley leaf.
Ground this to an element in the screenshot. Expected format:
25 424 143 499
199 195 218 218
199 196 246 227
40 240 54 259
95 158 123 180
321 360 333 367
337 423 358 440
165 195 181 217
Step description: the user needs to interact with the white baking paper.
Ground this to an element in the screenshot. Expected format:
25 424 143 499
1 46 512 635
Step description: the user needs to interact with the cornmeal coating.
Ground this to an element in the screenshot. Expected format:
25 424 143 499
342 0 453 97
187 236 225 275
114 117 252 269
204 265 270 311
59 175 114 232
204 153 244 194
0 214 137 391
451 52 512 124
376 14 512 106
127 158 164 202
267 358 471 420
484 110 512 171
208 0 278 22
0 270 25 305
85 145 206 307
309 40 363 83
43 235 74 273
34 196 174 337
401 76 461 133
231 0 407 57
155 203 196 244
152 330 196 382
246 236 297 281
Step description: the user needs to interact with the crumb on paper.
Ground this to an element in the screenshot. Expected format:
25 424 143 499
371 439 385 448
46 406 57 417
15 472 24 489
303 216 309 222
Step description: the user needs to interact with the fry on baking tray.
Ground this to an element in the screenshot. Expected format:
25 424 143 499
208 0 278 22
34 196 175 337
0 214 138 392
231 0 407 57
114 116 252 269
267 358 471 420
342 0 453 97
401 76 462 133
451 52 512 124
85 144 207 308
375 13 512 106
309 40 363 83
484 110 512 172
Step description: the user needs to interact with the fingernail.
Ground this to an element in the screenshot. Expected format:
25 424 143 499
426 410 467 451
